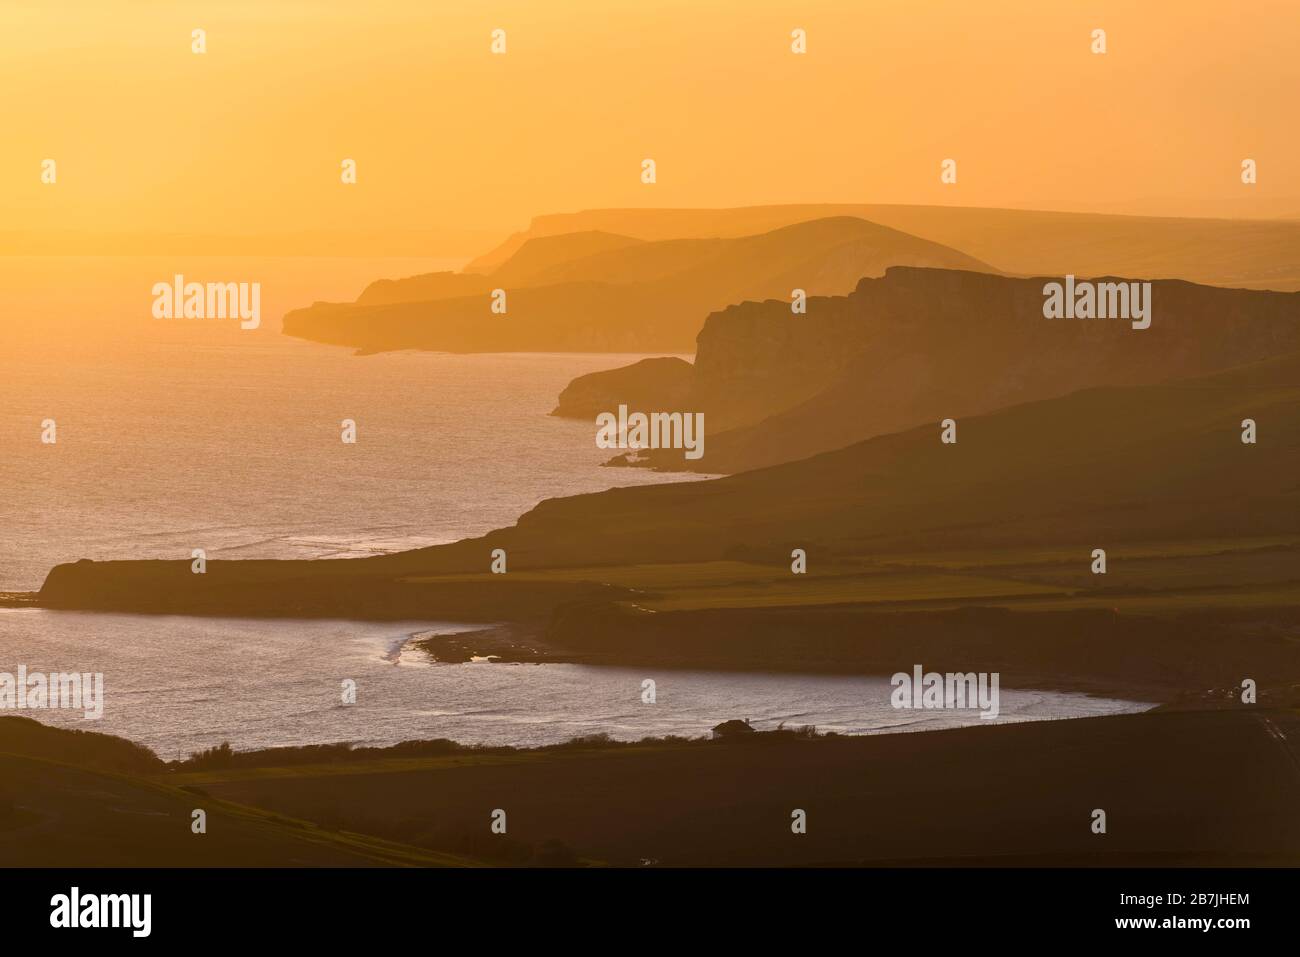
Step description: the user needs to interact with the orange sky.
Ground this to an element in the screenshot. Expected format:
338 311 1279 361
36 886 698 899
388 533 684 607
3 0 1297 257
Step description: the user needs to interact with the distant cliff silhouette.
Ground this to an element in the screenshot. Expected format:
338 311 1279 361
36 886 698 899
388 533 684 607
587 267 1300 473
282 217 992 353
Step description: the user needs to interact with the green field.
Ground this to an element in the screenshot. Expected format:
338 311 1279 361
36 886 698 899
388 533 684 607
401 536 1300 616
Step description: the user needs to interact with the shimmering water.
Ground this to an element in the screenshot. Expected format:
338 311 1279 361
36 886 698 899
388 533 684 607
0 609 1149 760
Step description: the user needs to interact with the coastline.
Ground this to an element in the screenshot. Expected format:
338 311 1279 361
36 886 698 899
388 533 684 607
411 618 1173 705
13 575 1299 708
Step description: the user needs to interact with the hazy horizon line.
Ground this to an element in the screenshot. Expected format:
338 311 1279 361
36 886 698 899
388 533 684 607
5 197 1299 262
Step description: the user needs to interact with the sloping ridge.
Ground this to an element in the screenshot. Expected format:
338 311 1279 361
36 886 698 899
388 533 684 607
281 216 995 353
486 230 647 287
466 204 1300 292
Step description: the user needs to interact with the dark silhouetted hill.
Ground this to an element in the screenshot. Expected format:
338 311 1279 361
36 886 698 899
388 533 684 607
552 356 695 419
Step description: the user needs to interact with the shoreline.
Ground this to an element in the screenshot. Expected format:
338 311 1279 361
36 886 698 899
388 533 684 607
0 674 1157 763
0 698 1160 774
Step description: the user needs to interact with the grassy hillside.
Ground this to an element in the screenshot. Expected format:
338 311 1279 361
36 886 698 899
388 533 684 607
189 709 1300 866
485 350 1300 567
6 711 1298 867
0 719 472 866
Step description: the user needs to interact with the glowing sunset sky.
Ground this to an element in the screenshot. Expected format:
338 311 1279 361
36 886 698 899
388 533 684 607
3 0 1297 256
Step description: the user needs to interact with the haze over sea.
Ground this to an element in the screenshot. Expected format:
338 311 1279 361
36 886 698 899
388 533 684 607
0 257 1150 756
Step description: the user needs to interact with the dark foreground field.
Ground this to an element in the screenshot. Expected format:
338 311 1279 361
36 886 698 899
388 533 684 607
3 708 1297 867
